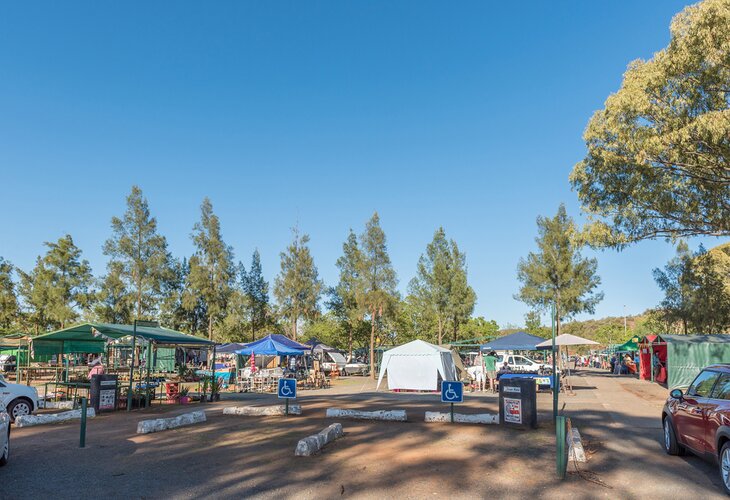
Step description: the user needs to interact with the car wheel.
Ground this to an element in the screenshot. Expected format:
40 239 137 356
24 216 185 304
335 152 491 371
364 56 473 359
663 417 685 456
7 399 32 423
720 442 730 495
0 429 8 466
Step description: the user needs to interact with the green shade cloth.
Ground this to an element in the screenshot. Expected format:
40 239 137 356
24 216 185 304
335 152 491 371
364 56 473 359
664 334 730 389
616 338 640 352
154 347 176 372
31 322 214 355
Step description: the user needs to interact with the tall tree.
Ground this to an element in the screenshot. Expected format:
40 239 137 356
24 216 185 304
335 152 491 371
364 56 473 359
516 204 604 337
95 261 134 324
187 198 236 340
0 258 20 332
571 0 730 246
358 213 398 378
241 249 270 342
447 241 476 341
334 230 366 359
274 227 323 339
103 186 171 319
19 235 94 330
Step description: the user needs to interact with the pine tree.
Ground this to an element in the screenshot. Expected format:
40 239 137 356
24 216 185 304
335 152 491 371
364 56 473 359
274 227 323 339
241 249 270 342
516 204 603 336
334 230 366 359
358 213 398 378
103 186 171 320
187 198 236 340
447 241 476 341
0 257 20 332
94 261 133 324
19 235 94 330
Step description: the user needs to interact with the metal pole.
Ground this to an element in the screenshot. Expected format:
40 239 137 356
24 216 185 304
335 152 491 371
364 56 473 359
210 344 217 402
285 398 289 416
556 415 567 479
650 344 655 383
127 320 137 412
450 402 454 423
145 342 152 408
552 302 557 422
80 397 88 448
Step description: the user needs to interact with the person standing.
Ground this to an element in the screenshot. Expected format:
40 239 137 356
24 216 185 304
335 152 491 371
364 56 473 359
484 350 498 393
474 351 486 392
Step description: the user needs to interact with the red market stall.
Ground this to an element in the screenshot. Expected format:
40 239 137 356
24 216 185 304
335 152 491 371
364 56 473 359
638 335 667 383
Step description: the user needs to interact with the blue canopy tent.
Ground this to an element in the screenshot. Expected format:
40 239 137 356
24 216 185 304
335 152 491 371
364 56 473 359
480 331 548 351
216 343 247 354
235 334 308 356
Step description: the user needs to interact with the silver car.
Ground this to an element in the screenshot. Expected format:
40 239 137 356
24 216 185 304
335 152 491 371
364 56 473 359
0 402 9 466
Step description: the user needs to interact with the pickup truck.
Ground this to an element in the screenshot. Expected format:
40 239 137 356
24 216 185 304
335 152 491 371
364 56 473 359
495 354 557 374
0 374 39 422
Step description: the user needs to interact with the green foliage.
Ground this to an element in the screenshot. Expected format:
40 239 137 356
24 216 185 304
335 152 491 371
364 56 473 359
0 258 20 332
240 249 270 341
408 228 476 344
524 311 551 339
571 0 730 245
332 230 367 357
273 227 323 339
19 235 94 331
458 316 500 341
302 312 347 349
187 198 236 340
516 204 603 335
653 241 730 333
94 261 133 324
103 186 171 319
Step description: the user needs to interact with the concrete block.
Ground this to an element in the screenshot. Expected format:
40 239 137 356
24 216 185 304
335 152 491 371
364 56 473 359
325 408 407 422
424 411 498 424
295 423 344 456
222 405 302 416
136 410 206 434
15 408 96 427
38 400 76 410
568 428 586 462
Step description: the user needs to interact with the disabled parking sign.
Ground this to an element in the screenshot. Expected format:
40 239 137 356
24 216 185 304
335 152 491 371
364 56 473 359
441 381 463 403
278 378 297 399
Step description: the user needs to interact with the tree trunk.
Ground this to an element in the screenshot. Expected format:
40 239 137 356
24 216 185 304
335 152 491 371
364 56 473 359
208 315 213 340
348 324 353 362
370 306 376 380
437 317 443 345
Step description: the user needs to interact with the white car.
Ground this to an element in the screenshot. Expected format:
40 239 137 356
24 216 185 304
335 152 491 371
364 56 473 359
0 402 9 466
0 374 39 422
321 351 347 374
495 354 558 374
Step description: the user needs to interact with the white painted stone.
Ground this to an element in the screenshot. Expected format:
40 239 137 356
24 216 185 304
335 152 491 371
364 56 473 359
424 411 498 424
15 408 96 427
568 428 586 462
136 410 206 434
38 400 76 410
222 405 302 416
295 423 344 456
325 408 407 422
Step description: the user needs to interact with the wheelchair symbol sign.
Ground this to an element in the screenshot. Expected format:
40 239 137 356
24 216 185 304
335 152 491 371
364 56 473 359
278 378 297 399
441 381 463 403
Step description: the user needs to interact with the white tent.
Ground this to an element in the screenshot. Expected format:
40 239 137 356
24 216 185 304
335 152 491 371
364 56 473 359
376 339 458 391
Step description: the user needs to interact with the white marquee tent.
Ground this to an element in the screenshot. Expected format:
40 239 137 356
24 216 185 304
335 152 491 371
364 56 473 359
376 339 458 391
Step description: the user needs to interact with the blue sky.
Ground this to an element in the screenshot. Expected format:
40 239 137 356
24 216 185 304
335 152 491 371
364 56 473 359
0 1 721 327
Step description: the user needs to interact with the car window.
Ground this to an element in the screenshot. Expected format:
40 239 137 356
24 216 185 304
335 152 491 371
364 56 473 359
687 370 721 397
711 373 730 400
514 357 529 365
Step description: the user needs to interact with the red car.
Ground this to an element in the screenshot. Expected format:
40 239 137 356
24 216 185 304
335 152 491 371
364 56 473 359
663 364 730 494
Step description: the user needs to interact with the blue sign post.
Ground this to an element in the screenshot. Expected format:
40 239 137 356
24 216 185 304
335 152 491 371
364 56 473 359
441 381 463 423
278 378 297 416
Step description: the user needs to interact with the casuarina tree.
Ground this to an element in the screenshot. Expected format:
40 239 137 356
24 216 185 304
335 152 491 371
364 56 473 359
516 204 603 336
241 249 270 342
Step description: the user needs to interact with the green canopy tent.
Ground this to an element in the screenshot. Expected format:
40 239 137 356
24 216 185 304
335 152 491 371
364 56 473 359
616 337 640 353
663 334 730 390
30 322 215 409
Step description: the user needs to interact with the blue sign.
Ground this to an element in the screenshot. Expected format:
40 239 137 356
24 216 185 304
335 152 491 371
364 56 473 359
278 378 297 399
441 381 463 403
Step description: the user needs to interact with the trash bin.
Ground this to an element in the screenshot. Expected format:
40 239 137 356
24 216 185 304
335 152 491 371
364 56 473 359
499 376 537 429
90 374 118 413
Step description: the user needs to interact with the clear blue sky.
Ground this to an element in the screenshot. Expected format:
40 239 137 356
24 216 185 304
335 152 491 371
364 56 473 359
0 1 721 328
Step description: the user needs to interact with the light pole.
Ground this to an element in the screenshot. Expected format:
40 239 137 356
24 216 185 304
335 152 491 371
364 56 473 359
552 302 557 422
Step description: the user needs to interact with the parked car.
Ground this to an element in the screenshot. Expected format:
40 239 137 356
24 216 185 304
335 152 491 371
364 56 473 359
0 355 16 373
662 364 730 494
0 402 9 466
0 373 39 422
495 354 557 374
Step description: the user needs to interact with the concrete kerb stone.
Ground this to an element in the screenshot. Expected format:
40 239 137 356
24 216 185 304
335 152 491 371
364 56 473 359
223 405 302 416
295 423 344 456
15 408 96 427
568 427 587 462
424 411 498 424
325 408 407 422
38 400 76 410
136 410 206 434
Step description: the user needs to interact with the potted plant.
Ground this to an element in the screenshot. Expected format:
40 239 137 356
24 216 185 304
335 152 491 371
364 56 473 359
211 378 223 402
178 386 190 405
199 378 209 403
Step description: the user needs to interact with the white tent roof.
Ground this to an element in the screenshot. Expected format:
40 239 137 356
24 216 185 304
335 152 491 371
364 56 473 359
376 339 458 391
536 334 600 348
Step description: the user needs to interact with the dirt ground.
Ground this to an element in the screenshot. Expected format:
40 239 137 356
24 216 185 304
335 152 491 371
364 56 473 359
0 373 725 499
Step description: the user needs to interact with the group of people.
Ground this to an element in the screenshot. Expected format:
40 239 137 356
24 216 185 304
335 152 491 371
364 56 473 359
471 350 498 393
610 352 638 375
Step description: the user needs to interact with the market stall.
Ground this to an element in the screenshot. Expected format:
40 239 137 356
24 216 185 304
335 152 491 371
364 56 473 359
376 339 457 391
661 334 730 389
638 335 667 383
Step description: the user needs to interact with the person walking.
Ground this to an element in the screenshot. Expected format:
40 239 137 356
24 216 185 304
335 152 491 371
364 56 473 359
484 350 498 393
